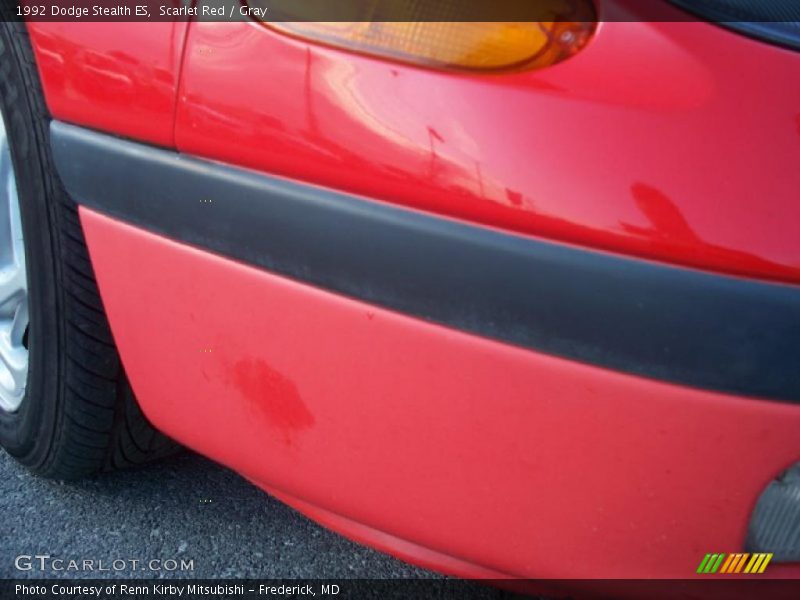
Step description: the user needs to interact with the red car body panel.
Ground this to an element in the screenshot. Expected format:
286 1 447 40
80 208 800 579
175 20 800 284
27 22 188 147
24 3 800 582
28 17 800 283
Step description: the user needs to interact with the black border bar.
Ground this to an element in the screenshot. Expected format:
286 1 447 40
51 121 800 402
8 0 800 22
4 578 800 600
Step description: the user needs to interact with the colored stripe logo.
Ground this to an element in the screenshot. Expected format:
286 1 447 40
696 553 773 574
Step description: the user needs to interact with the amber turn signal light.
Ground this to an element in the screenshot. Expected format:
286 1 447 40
256 1 597 72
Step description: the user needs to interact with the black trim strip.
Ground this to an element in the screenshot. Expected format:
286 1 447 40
51 121 800 402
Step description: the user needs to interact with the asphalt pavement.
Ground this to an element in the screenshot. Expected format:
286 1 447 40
0 448 497 593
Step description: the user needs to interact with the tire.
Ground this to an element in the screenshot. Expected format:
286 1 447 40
0 20 179 479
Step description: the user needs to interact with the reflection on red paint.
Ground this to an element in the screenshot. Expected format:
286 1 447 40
28 22 188 147
624 183 796 280
231 358 315 445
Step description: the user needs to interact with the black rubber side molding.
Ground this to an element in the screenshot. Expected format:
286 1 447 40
51 121 800 402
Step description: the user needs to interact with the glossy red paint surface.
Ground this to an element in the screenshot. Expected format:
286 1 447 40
174 16 800 283
27 22 188 147
81 208 800 579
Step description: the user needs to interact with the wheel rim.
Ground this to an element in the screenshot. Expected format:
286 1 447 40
0 111 29 413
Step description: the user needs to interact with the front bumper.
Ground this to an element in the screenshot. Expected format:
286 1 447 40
55 122 800 579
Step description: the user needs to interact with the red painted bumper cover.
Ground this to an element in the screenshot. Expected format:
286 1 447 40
78 207 800 579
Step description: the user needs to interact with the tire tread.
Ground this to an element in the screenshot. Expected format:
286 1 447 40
0 19 179 479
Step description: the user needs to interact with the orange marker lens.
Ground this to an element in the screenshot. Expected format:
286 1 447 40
266 19 595 71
